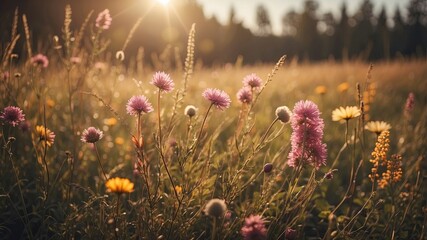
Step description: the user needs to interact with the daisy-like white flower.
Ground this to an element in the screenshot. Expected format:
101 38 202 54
184 105 197 117
95 9 112 30
236 87 253 104
332 106 361 122
202 88 231 110
203 198 227 218
275 106 292 124
150 71 174 93
126 95 153 116
31 54 49 68
81 127 104 143
1 106 25 127
105 177 134 194
243 73 262 89
365 121 391 135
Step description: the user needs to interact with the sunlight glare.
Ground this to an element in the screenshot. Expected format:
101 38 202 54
157 0 169 6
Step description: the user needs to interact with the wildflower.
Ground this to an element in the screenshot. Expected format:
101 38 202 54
236 87 253 104
332 106 360 122
288 100 327 169
263 163 273 173
184 105 197 117
35 125 55 147
150 71 174 93
378 154 402 188
204 198 227 218
1 106 25 127
275 106 292 124
126 95 153 116
81 127 104 143
103 117 118 126
369 130 390 183
241 215 267 240
31 54 49 68
202 88 231 110
404 92 415 119
365 121 391 135
19 120 31 132
175 185 182 194
337 82 350 93
70 57 81 64
105 177 134 194
315 85 327 95
243 73 262 89
95 9 112 30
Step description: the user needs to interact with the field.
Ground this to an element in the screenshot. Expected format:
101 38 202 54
1 9 427 240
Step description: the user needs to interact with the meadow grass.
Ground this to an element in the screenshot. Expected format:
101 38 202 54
1 7 426 240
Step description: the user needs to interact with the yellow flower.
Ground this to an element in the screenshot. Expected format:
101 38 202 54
369 130 390 183
332 106 361 122
365 121 391 135
35 125 55 147
46 98 55 108
315 85 327 95
103 117 118 126
175 185 182 194
115 137 125 145
337 82 350 93
106 177 134 194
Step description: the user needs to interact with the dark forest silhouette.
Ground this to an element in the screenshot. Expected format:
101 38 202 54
1 0 426 65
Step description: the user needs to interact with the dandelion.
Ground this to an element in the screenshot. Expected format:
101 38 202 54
81 127 103 143
31 54 49 68
236 87 253 104
35 125 55 147
95 9 112 30
275 106 292 124
315 85 327 95
184 105 197 117
288 100 327 169
337 82 350 93
369 130 390 183
1 106 25 127
241 215 267 240
243 73 262 89
332 106 361 122
105 177 134 194
365 121 391 135
126 95 153 116
202 88 231 110
150 71 174 93
204 198 227 218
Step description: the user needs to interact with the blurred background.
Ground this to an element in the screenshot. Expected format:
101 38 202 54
1 0 426 65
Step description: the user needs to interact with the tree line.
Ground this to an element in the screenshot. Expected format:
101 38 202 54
1 0 426 65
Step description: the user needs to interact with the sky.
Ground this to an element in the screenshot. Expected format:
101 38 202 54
195 0 411 35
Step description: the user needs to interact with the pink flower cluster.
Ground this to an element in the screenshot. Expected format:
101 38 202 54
96 9 112 30
288 100 327 169
241 215 267 240
31 54 49 68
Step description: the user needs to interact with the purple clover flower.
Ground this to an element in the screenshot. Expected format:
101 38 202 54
241 215 267 240
243 73 262 89
150 71 174 93
81 127 104 143
126 95 154 116
202 88 231 110
31 54 49 68
236 87 253 104
288 100 327 169
1 106 25 127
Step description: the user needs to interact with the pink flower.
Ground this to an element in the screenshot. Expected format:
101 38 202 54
81 127 104 143
243 73 262 89
202 88 231 110
288 100 327 169
241 215 267 240
126 95 153 116
236 87 253 104
70 57 81 64
96 9 112 30
405 92 415 113
1 106 25 127
31 54 49 68
150 71 174 93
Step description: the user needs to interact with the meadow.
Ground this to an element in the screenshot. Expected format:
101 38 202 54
1 7 426 240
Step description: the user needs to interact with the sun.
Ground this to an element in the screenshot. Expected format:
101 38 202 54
157 0 169 6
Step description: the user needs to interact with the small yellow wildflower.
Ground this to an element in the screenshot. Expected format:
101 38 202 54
175 185 182 194
315 85 327 95
35 125 56 147
337 82 350 93
332 106 361 122
369 130 390 183
365 121 391 135
103 117 118 126
115 137 125 145
105 177 134 194
378 154 402 189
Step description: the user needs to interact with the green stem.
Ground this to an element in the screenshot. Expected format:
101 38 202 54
93 143 108 180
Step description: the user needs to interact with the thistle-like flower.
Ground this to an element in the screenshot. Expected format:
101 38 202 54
202 88 231 110
236 87 253 104
365 121 391 135
150 71 174 93
105 177 134 194
184 105 197 117
95 9 112 30
243 73 262 89
332 106 361 122
35 125 55 147
81 127 104 143
204 198 227 218
126 95 153 116
1 106 25 127
288 100 327 169
241 215 267 240
275 106 292 124
31 54 49 68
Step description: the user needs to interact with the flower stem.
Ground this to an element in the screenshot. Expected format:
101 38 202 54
93 143 108 180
